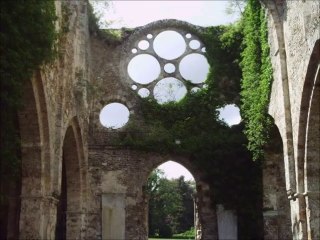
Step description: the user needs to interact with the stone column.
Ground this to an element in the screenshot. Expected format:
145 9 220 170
197 183 218 240
19 196 44 239
263 149 292 240
19 194 60 240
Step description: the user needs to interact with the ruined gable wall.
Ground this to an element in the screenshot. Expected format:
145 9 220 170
87 20 219 239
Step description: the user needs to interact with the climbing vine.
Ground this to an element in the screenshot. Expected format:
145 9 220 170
240 0 273 160
88 2 128 45
0 0 58 179
112 1 271 229
114 23 256 210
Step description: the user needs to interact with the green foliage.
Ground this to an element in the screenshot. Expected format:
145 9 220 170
147 172 195 238
173 227 195 239
148 170 183 237
240 0 273 160
88 1 127 45
116 24 259 210
0 1 58 180
201 22 243 104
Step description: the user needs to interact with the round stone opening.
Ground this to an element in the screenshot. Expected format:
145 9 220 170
179 53 209 84
138 88 150 98
128 54 161 84
189 40 200 50
138 40 149 50
131 85 137 90
217 104 241 126
164 63 176 74
132 48 137 54
99 103 130 129
153 77 187 104
153 30 186 60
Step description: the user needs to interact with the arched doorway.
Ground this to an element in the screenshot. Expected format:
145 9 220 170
55 118 85 239
300 41 320 240
15 72 50 239
147 161 197 239
263 119 292 239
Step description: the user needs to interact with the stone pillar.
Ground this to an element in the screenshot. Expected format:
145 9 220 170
66 211 84 240
263 149 292 240
19 195 60 240
42 195 59 239
19 196 44 239
197 183 218 240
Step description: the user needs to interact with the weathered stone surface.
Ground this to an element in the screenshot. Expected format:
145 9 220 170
1 1 319 239
264 0 320 239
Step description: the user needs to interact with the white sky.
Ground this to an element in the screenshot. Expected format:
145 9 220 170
91 1 241 28
218 104 241 126
158 161 194 181
94 1 242 180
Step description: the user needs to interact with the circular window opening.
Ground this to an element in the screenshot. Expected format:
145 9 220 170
138 40 149 50
164 63 176 74
128 54 161 84
201 47 206 53
132 48 138 54
147 34 153 39
153 31 186 60
217 104 241 126
131 85 137 90
153 77 187 104
186 33 192 39
99 103 130 129
189 40 201 50
138 88 150 98
191 87 201 93
179 53 210 84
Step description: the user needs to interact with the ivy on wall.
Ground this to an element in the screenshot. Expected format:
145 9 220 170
114 23 257 212
240 0 273 161
0 0 58 179
111 0 271 233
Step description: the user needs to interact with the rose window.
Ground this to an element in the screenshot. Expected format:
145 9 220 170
126 30 209 104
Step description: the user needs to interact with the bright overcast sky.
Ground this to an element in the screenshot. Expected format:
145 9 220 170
94 1 242 180
158 161 194 181
91 1 241 29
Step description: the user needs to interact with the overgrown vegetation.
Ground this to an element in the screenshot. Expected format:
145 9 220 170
147 170 195 238
0 1 57 236
0 0 57 180
113 0 270 237
88 1 128 45
240 0 273 160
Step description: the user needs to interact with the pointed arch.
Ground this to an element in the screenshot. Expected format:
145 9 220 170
263 116 292 239
17 70 51 239
56 116 86 239
297 40 320 239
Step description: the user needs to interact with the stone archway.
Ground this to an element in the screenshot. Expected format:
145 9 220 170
298 40 320 240
17 72 51 239
138 155 218 240
263 119 292 240
145 160 199 239
56 117 85 239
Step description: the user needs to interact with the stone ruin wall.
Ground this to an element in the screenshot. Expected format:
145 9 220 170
17 1 91 239
264 0 319 239
5 0 319 239
87 20 219 240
